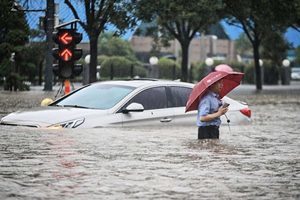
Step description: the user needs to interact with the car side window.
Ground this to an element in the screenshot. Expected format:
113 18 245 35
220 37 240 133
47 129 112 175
123 87 167 110
169 86 192 107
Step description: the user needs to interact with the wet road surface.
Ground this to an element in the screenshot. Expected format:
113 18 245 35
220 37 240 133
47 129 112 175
0 87 300 199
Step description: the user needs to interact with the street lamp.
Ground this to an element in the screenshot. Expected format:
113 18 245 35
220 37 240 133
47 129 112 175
205 57 214 67
84 54 91 64
149 56 159 78
259 59 263 67
149 56 158 65
83 54 90 85
282 59 290 68
205 57 214 74
282 59 291 85
259 59 264 85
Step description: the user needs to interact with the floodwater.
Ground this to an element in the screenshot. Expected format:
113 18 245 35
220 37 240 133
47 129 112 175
0 90 300 199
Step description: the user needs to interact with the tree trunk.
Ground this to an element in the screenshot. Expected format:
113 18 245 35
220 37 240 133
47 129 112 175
89 34 98 83
180 42 189 82
38 60 43 86
253 41 262 90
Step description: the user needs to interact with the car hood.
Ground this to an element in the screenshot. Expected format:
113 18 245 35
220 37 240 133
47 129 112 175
0 106 106 128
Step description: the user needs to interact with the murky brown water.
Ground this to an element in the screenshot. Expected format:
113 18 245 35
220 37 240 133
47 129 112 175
0 89 300 199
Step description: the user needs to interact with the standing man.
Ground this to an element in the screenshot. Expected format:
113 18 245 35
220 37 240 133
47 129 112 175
197 80 228 139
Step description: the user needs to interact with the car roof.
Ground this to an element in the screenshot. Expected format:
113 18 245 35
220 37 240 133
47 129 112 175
90 79 194 88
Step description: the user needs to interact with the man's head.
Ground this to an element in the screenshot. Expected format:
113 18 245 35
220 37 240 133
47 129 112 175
209 79 223 94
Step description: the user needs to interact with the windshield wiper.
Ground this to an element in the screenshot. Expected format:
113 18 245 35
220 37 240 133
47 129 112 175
60 105 91 109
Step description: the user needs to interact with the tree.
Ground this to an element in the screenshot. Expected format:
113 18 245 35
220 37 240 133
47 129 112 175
235 33 252 56
98 32 136 61
270 0 300 32
261 31 289 66
0 0 30 80
261 31 289 84
135 0 222 82
65 0 136 83
223 0 299 90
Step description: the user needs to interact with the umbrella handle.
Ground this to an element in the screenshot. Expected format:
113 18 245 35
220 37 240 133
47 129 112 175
224 114 230 123
224 114 231 134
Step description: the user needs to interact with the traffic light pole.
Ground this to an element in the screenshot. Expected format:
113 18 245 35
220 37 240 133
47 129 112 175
44 0 55 91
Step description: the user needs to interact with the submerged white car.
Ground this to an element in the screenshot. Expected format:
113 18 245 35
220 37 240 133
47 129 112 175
0 80 251 128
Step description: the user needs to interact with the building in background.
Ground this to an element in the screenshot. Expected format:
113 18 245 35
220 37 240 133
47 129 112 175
130 22 237 64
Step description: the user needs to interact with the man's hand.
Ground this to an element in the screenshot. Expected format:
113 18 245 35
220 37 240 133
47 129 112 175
217 107 228 116
200 107 228 122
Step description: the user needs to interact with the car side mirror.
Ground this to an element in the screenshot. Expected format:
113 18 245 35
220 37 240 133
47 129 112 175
122 103 144 114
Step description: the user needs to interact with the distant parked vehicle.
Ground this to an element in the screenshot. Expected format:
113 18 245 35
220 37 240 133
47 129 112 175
291 68 300 80
0 80 251 128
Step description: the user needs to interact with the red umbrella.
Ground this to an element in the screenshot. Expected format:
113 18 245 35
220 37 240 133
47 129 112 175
185 71 244 112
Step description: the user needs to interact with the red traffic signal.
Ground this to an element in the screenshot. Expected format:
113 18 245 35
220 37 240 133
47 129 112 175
52 29 82 62
52 28 83 79
59 32 73 45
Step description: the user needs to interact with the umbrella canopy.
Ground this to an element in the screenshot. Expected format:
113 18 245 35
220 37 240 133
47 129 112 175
185 71 244 112
215 64 233 72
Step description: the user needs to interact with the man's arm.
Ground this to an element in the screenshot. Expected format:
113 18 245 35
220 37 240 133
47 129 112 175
200 107 228 122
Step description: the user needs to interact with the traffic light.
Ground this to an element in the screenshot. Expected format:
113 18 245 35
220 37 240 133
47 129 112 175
52 29 83 79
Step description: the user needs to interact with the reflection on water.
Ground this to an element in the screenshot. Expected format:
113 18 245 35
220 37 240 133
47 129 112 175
0 96 300 199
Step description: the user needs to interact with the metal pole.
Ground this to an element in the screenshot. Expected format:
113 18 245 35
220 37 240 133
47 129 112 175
44 0 54 91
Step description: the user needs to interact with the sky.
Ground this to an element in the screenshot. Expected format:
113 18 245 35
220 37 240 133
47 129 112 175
24 1 300 47
219 21 300 48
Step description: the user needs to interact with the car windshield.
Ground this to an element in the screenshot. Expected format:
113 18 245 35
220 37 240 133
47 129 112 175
54 84 136 109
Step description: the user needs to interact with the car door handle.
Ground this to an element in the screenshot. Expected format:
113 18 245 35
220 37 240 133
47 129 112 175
160 117 172 123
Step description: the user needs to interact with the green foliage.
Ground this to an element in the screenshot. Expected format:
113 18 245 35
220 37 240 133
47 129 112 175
98 55 110 65
98 32 137 61
242 63 279 85
262 61 279 85
135 0 223 82
157 58 180 79
0 0 30 82
0 59 11 77
243 65 255 84
223 0 296 89
3 73 29 91
261 31 289 67
235 33 252 56
65 0 137 82
100 56 147 78
228 62 246 73
191 62 210 82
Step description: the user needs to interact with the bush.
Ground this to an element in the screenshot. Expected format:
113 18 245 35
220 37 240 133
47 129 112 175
3 73 29 91
100 56 147 79
262 61 279 85
158 58 180 79
192 62 211 82
243 65 254 84
243 62 279 85
228 62 246 73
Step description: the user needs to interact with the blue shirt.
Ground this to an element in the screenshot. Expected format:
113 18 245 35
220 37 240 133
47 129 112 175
197 91 222 127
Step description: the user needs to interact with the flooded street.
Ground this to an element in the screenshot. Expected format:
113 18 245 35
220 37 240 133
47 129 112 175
0 87 300 199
